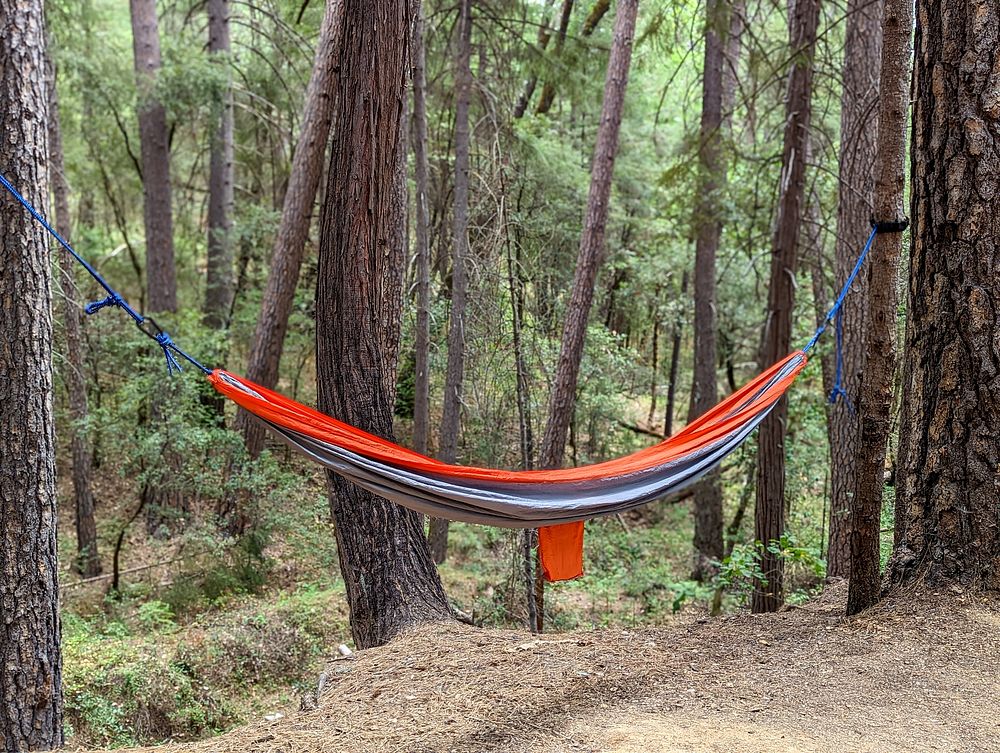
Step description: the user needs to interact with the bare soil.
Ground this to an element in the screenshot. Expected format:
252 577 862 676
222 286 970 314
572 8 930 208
114 583 1000 753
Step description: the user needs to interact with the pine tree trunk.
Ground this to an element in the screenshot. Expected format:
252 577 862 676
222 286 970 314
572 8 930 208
539 0 639 470
0 2 64 745
236 0 343 461
315 0 452 649
825 0 883 579
131 0 183 534
204 0 235 330
47 53 101 578
847 0 910 615
752 0 820 613
535 0 575 115
130 0 176 313
411 2 433 457
664 270 688 437
514 0 556 119
888 0 1000 590
689 0 732 582
430 0 474 563
720 0 744 129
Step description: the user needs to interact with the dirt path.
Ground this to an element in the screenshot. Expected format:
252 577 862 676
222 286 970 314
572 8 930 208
116 585 1000 753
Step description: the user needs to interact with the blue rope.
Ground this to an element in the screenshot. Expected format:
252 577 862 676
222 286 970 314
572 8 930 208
0 171 211 376
802 225 878 407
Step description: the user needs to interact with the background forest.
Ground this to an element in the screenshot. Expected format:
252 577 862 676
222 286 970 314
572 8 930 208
0 0 937 746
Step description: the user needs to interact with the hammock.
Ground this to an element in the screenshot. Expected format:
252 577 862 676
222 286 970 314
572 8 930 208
210 351 807 581
0 172 893 585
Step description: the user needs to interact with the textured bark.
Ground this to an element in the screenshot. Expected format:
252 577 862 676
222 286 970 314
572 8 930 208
0 2 64 746
825 0 883 579
581 0 610 34
538 0 638 470
535 0 575 115
720 0 744 128
429 0 474 563
646 315 659 425
689 0 732 582
130 0 176 313
316 0 452 649
514 0 556 119
237 0 343 460
752 0 820 613
204 0 235 330
664 270 688 436
847 0 910 615
889 0 1000 590
48 54 100 578
411 2 433 457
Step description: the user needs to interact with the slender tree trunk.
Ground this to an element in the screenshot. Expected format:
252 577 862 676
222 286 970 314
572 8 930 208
236 0 343 462
132 0 183 534
0 2 64 745
411 2 433 457
752 0 820 613
316 0 452 649
47 53 101 578
848 0 909 615
825 0 883 579
204 0 235 329
720 0 744 128
514 0 556 119
887 0 999 591
535 0 575 115
647 314 659 426
429 0 474 563
539 0 639 470
130 0 176 313
664 270 688 436
689 0 733 582
581 0 610 34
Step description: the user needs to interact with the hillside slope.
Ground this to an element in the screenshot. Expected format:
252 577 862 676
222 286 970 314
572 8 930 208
109 585 1000 753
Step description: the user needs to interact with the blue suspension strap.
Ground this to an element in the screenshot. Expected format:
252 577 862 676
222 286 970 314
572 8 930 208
803 218 908 406
0 171 211 376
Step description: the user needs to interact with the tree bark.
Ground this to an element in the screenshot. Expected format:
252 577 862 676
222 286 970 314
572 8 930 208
539 0 639 470
131 0 183 533
847 0 910 615
204 0 235 330
514 0 556 119
664 270 688 436
535 0 575 115
752 0 820 613
581 0 610 34
689 0 733 582
825 0 883 579
47 52 101 578
888 0 1000 591
0 1 64 745
130 0 176 313
236 0 343 461
429 0 474 564
316 0 452 649
411 1 433 457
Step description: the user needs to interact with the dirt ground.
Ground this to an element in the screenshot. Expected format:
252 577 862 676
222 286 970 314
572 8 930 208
114 583 1000 753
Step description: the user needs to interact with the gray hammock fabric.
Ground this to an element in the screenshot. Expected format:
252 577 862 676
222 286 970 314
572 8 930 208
210 351 806 528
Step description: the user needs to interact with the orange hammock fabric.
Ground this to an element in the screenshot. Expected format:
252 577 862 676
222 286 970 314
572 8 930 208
210 351 808 581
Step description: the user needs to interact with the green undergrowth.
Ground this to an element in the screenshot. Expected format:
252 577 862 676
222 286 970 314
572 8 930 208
62 584 349 748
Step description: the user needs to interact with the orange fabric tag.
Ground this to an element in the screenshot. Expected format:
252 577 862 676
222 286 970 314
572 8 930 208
538 522 585 582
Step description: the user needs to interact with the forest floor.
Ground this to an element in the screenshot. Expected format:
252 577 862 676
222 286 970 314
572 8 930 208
105 582 1000 753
